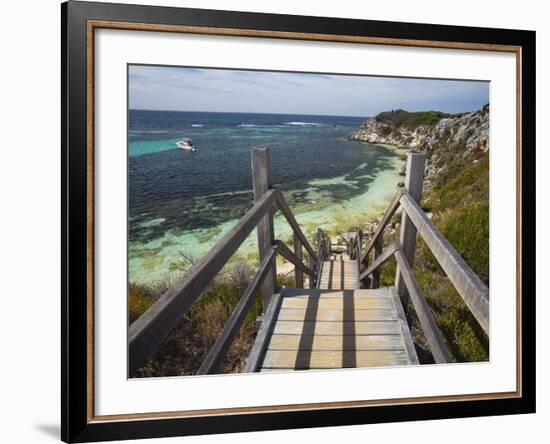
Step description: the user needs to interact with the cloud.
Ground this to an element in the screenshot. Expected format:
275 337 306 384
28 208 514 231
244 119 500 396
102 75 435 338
128 65 489 116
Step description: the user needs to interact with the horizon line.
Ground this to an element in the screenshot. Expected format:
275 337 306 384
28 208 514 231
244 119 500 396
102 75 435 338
128 108 370 118
129 103 488 117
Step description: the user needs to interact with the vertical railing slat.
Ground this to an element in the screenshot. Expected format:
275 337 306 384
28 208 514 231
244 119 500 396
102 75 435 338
293 232 304 288
395 152 426 299
252 147 277 312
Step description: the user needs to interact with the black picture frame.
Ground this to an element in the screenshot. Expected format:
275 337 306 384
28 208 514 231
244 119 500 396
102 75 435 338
62 1 536 442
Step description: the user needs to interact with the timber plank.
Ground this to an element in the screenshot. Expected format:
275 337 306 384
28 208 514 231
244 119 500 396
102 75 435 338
280 288 390 298
281 297 393 310
244 293 282 372
266 334 405 351
252 287 415 372
277 308 397 322
272 320 401 335
389 286 420 365
261 349 410 369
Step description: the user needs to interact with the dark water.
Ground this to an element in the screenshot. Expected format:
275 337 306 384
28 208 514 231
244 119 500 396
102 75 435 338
129 110 399 244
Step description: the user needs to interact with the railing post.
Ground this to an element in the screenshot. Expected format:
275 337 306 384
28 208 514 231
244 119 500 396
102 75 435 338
293 232 304 288
308 255 315 289
316 228 322 258
395 152 426 298
355 231 363 286
251 147 276 312
371 235 383 288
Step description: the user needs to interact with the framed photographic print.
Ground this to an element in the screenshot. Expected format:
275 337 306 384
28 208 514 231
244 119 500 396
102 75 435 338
62 1 535 442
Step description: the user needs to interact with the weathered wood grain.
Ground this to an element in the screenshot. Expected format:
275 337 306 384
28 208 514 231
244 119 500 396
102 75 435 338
281 297 393 310
318 259 358 290
399 191 489 334
389 286 420 365
128 189 276 375
198 247 278 374
275 240 315 277
371 234 384 289
360 189 404 263
280 288 391 298
395 153 425 299
255 287 415 371
266 334 405 351
359 241 399 282
244 293 282 372
276 308 397 322
272 320 401 336
252 147 276 311
275 190 317 262
261 350 410 369
293 232 304 288
394 249 452 363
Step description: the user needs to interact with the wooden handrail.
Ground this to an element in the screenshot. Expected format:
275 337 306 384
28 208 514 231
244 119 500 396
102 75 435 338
394 249 452 363
361 189 404 263
359 241 400 281
274 240 316 277
293 232 304 288
197 246 278 374
128 190 276 375
353 232 452 362
129 147 489 375
314 228 329 288
399 192 489 334
355 232 362 276
275 190 318 262
243 293 282 372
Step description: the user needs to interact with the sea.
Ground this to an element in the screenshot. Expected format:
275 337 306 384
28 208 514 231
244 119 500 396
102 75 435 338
128 110 404 285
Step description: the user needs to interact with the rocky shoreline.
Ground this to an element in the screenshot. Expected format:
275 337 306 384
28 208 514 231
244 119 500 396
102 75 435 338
347 104 489 193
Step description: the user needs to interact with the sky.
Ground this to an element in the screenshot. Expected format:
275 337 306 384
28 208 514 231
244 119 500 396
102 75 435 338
129 65 489 117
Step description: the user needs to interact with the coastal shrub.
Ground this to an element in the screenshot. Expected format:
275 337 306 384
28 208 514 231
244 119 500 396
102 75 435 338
375 109 449 128
370 148 489 363
129 269 296 377
441 127 452 144
439 203 489 284
128 283 155 325
429 152 489 211
412 153 489 362
413 263 489 362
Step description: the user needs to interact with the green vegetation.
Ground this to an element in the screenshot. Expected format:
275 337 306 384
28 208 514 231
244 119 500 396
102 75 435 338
379 150 489 363
130 263 295 377
375 109 450 128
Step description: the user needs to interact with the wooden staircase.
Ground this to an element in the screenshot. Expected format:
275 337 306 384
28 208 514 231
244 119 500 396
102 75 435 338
129 148 489 376
250 286 418 372
318 253 359 290
247 231 418 372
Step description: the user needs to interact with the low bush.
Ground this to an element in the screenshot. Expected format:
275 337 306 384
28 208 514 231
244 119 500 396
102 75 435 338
377 150 489 363
129 265 291 377
375 109 449 128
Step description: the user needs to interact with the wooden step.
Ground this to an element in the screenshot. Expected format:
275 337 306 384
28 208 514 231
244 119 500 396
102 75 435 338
266 334 405 351
262 349 411 369
272 320 402 336
281 297 393 310
318 259 359 290
247 287 420 372
276 308 397 322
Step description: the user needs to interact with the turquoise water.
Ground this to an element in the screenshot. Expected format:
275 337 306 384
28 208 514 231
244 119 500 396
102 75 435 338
129 111 404 285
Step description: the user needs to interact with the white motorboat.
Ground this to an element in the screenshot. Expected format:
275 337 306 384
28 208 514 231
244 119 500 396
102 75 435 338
176 138 198 152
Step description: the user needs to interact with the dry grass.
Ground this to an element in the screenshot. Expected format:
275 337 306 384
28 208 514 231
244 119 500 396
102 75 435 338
378 151 490 363
130 263 294 378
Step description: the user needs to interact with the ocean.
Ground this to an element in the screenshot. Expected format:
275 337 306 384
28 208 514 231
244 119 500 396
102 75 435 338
129 110 404 285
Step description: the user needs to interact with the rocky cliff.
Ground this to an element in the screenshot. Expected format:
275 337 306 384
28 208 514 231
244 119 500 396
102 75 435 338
348 105 489 157
347 105 489 190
